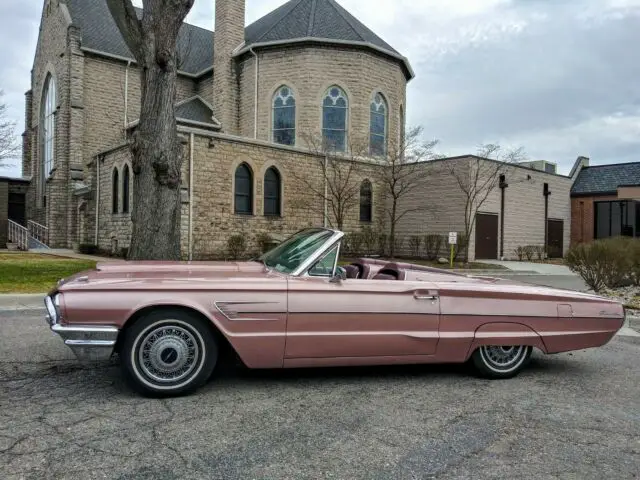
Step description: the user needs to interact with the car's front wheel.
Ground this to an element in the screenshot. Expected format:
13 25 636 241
121 309 218 397
471 345 532 379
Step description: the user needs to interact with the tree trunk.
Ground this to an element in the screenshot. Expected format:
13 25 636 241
389 200 397 259
128 54 183 260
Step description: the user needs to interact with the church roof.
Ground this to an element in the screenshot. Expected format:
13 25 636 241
128 96 221 130
64 0 412 79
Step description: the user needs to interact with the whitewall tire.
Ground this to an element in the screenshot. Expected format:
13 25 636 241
471 345 532 379
121 309 218 397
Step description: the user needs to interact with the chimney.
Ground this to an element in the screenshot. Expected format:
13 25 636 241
213 0 246 134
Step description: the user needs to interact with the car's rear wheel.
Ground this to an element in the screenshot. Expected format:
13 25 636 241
471 345 532 379
121 309 218 397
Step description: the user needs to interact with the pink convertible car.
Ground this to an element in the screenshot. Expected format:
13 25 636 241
45 228 625 396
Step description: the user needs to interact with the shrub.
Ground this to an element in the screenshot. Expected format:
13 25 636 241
566 237 638 292
361 226 377 256
119 247 129 259
78 244 99 255
523 245 535 261
515 246 525 261
393 236 405 257
377 233 389 256
453 233 468 262
533 245 546 261
424 234 443 261
255 232 274 254
344 232 364 257
227 234 247 260
408 236 422 258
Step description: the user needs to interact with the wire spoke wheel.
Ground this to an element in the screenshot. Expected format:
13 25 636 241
138 325 200 383
473 345 532 378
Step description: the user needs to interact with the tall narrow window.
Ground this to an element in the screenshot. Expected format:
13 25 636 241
264 167 282 217
370 93 387 156
122 165 130 214
42 75 56 179
322 86 348 152
272 86 296 146
360 180 373 222
112 167 119 214
234 163 253 215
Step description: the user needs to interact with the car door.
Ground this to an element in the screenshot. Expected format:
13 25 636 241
285 254 441 361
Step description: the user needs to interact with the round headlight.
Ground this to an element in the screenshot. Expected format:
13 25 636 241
45 295 58 324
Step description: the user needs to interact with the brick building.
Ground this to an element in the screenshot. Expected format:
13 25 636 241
570 160 640 245
18 0 576 261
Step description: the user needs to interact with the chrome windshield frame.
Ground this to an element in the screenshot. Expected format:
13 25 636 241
291 229 345 277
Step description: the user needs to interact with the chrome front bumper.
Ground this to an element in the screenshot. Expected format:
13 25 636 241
46 296 119 362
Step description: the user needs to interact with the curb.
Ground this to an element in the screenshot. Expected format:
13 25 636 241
0 294 47 312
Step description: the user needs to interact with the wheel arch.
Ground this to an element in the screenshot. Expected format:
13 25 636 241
464 322 548 361
114 304 243 366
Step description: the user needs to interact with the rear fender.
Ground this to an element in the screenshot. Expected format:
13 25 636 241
465 322 548 361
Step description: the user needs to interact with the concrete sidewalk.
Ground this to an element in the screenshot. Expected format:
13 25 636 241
30 248 119 262
476 260 574 275
0 294 46 311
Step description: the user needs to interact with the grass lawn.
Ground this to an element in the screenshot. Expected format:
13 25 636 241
340 257 507 270
0 253 97 294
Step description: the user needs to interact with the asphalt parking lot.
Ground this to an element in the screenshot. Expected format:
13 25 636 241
1 275 639 479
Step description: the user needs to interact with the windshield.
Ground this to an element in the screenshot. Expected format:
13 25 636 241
259 229 335 274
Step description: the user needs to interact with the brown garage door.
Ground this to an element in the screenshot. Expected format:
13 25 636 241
547 219 564 258
475 213 498 260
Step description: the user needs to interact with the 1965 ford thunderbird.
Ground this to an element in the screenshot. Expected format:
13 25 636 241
45 228 625 396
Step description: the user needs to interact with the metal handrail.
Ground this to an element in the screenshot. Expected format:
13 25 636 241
28 220 49 245
8 220 29 250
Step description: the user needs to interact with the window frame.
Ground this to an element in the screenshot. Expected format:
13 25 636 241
263 167 282 217
360 179 373 223
369 92 388 157
112 167 119 214
234 163 254 216
322 86 349 153
272 85 296 146
593 200 638 239
307 242 341 278
122 164 131 214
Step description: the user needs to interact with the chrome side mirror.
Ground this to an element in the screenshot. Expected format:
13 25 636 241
330 267 347 283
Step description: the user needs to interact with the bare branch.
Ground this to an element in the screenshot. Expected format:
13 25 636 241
0 91 20 166
106 0 143 60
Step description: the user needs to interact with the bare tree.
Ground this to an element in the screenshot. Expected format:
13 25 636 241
374 126 440 258
0 91 20 168
443 143 527 260
291 133 366 231
106 0 194 260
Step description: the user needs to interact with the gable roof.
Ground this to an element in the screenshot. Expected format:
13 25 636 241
571 162 640 196
63 0 410 79
128 96 220 130
241 0 413 79
65 0 213 76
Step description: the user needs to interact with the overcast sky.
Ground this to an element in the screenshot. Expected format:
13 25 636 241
1 0 639 178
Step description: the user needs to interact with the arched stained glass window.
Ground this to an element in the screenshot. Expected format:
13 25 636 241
122 165 130 214
112 168 119 214
235 163 253 215
273 86 296 146
42 75 56 179
360 180 373 223
264 167 281 217
370 93 387 157
322 86 348 152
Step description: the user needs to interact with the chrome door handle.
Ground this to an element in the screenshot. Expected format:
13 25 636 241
414 294 438 301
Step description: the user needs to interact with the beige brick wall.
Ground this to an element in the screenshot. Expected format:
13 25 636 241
239 45 407 151
196 72 214 105
395 158 572 261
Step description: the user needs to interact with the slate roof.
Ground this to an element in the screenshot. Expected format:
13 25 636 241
65 0 213 75
175 97 220 129
129 97 220 130
64 0 410 78
571 162 640 196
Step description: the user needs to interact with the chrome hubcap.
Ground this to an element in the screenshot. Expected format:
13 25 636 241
138 326 199 383
481 345 526 369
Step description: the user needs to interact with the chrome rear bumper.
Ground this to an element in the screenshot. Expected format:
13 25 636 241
46 296 119 362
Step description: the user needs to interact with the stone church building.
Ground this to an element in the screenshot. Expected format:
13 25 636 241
20 0 575 261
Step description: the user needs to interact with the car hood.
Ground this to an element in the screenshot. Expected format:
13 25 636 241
56 261 276 292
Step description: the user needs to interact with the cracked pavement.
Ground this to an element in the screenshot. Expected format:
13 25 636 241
1 308 639 480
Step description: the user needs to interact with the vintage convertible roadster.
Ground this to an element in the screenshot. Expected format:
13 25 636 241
45 228 625 396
